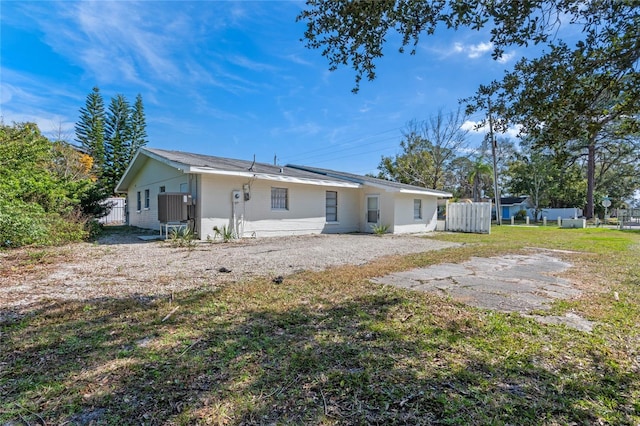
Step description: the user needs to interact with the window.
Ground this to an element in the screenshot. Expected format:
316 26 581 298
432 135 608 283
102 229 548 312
136 191 141 211
159 186 166 193
271 187 288 210
144 189 150 209
326 191 337 222
414 199 422 219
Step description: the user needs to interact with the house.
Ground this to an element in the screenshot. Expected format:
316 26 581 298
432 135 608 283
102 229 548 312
500 196 533 220
115 148 452 238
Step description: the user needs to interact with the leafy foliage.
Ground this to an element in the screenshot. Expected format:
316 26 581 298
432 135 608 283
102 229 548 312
0 122 105 247
213 225 235 242
299 1 640 216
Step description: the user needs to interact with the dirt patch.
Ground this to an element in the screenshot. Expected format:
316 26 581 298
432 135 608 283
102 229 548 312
0 233 458 310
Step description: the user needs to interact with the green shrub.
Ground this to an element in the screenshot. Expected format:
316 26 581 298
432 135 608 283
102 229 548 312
514 209 528 221
168 226 196 249
371 223 390 235
213 225 235 242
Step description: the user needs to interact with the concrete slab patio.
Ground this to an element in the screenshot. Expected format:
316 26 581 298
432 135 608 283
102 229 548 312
372 253 594 332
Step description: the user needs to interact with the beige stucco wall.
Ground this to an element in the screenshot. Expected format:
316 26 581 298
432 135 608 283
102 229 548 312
125 158 189 230
198 174 361 239
392 193 438 234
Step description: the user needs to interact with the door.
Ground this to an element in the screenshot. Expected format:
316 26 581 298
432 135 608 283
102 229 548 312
366 195 380 228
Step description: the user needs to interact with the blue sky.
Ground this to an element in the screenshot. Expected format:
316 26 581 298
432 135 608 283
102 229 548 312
2 1 525 176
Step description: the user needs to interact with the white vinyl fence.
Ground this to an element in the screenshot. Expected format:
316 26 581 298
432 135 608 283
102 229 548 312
446 201 492 234
98 197 126 225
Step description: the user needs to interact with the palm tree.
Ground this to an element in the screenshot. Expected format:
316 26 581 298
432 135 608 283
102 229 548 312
468 158 493 202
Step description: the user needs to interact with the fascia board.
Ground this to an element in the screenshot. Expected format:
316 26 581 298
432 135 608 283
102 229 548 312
399 188 453 197
189 167 360 188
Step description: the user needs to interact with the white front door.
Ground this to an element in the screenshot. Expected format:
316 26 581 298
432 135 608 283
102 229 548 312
366 195 380 228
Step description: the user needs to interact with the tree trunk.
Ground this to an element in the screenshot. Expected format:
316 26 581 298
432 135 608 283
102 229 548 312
586 140 596 219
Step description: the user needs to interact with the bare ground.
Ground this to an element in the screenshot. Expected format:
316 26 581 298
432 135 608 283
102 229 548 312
0 232 459 310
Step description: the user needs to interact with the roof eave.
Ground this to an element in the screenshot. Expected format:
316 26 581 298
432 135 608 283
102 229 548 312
189 166 360 188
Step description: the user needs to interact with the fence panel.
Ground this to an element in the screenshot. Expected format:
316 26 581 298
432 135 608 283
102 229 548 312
98 197 126 225
446 202 491 234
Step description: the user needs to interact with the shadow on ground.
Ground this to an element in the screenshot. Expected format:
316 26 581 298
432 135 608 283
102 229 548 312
1 283 637 425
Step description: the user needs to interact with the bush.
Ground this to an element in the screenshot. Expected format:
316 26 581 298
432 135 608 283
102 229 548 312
0 199 48 247
371 223 390 235
0 198 95 248
514 209 528 221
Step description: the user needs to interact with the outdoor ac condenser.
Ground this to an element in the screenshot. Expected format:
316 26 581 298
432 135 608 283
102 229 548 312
158 193 191 222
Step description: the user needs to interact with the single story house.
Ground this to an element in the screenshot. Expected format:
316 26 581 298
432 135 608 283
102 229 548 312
115 148 452 238
499 196 533 220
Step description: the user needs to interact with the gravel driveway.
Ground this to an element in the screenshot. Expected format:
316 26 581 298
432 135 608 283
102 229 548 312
0 233 458 309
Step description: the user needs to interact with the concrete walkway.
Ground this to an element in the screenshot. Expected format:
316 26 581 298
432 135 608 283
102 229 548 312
372 253 594 332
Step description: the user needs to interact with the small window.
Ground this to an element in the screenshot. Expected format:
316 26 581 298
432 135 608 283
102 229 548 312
271 187 288 210
136 191 141 211
414 199 422 219
144 189 150 209
159 186 166 193
326 191 337 222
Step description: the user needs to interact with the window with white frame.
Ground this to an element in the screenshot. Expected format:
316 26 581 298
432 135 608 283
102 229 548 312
136 191 141 211
144 189 150 209
326 191 337 222
271 187 288 210
413 199 422 219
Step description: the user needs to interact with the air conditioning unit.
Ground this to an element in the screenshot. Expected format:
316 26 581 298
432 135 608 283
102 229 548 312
158 193 191 222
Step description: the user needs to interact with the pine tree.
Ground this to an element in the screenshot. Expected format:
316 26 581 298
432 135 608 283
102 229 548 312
104 94 131 194
129 94 148 159
75 87 106 174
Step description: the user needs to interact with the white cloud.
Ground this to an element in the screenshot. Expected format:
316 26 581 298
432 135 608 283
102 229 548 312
462 120 489 133
497 51 516 64
467 42 493 58
283 54 313 67
462 120 522 138
228 55 279 73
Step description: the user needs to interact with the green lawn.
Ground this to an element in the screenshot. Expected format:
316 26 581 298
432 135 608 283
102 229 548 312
1 227 639 425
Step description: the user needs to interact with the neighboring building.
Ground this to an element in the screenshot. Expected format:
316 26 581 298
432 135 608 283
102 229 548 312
500 196 533 220
115 148 452 238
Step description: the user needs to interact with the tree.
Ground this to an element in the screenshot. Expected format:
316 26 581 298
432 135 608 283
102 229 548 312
467 40 639 218
377 109 468 191
129 94 148 160
75 87 106 173
299 1 640 217
468 157 493 202
104 94 131 194
1 122 104 247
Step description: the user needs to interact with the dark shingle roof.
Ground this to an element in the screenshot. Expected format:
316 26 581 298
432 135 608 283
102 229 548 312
145 148 332 181
287 164 452 197
501 196 530 205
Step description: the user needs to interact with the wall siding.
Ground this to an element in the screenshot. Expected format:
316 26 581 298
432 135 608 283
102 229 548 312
392 193 438 234
198 174 361 239
126 158 188 230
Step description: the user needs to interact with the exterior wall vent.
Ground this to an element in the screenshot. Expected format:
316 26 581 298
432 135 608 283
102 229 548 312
158 192 191 222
